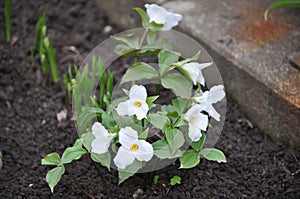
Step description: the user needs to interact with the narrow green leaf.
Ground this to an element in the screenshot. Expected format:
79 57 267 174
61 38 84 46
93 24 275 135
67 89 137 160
146 95 159 109
46 166 65 193
107 71 114 95
120 62 159 84
158 50 180 75
60 146 87 164
146 95 159 104
141 38 173 54
34 14 46 49
91 152 111 170
4 0 11 43
179 150 200 169
118 160 140 185
264 0 300 20
133 7 150 27
173 51 201 67
200 148 227 163
41 152 61 166
44 38 59 83
161 73 192 98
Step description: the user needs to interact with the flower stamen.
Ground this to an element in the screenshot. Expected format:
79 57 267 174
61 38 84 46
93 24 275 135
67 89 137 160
189 116 195 124
134 101 142 108
131 143 139 152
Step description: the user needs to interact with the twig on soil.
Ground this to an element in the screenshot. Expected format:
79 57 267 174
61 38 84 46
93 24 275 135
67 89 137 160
65 166 95 199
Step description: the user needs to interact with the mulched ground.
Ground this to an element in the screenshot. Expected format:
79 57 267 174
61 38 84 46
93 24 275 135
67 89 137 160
0 0 299 198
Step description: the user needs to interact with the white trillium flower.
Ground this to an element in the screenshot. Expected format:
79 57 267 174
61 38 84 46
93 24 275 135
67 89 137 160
182 62 212 85
195 85 225 121
145 4 183 31
113 127 153 169
91 122 116 154
184 104 208 142
116 85 149 120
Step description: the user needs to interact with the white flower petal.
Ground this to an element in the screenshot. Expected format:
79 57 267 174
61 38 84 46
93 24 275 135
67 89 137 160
134 140 153 162
91 137 110 154
195 113 208 131
145 4 168 24
206 105 221 121
113 146 135 169
145 4 182 31
182 63 199 85
196 62 213 70
196 71 205 86
129 85 147 101
92 122 109 138
161 12 182 31
134 102 149 120
208 85 225 104
185 104 201 121
126 99 136 116
119 127 138 149
182 62 212 85
116 101 130 116
188 124 202 142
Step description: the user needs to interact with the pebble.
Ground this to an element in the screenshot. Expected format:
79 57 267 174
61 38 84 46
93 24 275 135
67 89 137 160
132 188 143 198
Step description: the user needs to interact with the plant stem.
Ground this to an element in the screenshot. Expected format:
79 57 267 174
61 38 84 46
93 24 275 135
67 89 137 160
138 27 149 49
65 166 95 199
154 84 160 95
5 0 11 43
89 157 111 198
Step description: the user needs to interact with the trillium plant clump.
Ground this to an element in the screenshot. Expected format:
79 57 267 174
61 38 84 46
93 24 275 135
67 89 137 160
42 3 226 197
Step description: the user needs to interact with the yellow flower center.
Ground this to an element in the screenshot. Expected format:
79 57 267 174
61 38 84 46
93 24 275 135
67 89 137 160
189 116 195 124
107 134 110 139
131 143 139 152
134 101 142 108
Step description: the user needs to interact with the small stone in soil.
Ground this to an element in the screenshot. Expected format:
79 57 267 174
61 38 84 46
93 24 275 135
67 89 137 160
132 188 143 198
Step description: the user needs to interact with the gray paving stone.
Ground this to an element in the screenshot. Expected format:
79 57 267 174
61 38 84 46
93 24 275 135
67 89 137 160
95 0 300 147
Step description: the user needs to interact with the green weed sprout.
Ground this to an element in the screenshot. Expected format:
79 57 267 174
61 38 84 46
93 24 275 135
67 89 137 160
42 4 227 198
170 175 181 186
264 0 300 20
153 175 159 185
4 0 11 43
31 13 59 83
63 65 78 105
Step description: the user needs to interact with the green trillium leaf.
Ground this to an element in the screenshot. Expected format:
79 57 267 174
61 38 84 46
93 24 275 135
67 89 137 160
200 148 227 163
41 152 61 166
46 166 65 193
161 73 192 98
120 62 159 84
179 150 200 169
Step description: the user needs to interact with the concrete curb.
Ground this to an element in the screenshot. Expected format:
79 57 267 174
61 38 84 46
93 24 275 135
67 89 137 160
95 0 300 147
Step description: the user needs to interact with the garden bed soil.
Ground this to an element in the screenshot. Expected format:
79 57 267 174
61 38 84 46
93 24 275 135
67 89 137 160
0 0 300 198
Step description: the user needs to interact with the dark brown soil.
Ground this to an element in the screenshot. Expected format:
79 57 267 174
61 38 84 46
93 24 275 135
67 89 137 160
0 0 299 198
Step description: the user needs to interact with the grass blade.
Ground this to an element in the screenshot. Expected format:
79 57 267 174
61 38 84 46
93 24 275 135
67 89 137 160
4 0 11 43
264 0 300 20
